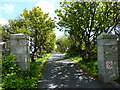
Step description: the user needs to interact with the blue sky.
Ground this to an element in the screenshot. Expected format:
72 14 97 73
0 0 65 39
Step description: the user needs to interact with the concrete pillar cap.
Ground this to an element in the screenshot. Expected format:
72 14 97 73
97 33 117 40
10 33 26 39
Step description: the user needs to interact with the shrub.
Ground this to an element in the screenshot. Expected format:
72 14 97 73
2 53 51 89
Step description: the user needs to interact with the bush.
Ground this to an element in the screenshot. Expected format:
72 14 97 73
2 53 51 89
2 54 21 76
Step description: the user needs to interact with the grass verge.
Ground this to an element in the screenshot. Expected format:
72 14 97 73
68 56 98 78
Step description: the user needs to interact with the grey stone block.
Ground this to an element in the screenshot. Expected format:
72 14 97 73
10 33 26 39
10 33 30 71
17 62 30 71
97 34 119 83
97 39 117 45
15 54 29 62
97 33 117 40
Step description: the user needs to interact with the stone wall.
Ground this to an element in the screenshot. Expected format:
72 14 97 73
97 34 119 82
10 33 30 71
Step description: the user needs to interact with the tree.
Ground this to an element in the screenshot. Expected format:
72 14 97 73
21 7 55 61
44 32 56 53
2 7 56 61
56 37 70 53
55 2 120 61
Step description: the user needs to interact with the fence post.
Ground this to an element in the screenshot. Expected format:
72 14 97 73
97 33 119 82
10 33 30 71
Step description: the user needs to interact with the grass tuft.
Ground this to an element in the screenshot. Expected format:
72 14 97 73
69 56 98 78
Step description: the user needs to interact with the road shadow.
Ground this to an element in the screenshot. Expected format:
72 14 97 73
38 53 116 89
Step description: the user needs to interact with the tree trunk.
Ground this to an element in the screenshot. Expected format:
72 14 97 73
31 52 35 62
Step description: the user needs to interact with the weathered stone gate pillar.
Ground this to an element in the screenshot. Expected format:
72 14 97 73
97 34 119 82
117 34 120 77
10 33 30 71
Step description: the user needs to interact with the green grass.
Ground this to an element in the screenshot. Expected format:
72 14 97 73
2 53 51 89
69 56 98 78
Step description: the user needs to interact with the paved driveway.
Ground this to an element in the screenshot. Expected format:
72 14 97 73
38 52 117 89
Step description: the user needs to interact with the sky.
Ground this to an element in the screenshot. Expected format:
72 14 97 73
0 0 65 39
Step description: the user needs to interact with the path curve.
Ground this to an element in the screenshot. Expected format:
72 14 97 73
38 52 117 88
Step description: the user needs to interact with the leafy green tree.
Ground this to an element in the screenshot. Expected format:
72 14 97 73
56 37 70 53
55 2 120 61
2 7 56 61
43 33 56 53
22 7 55 61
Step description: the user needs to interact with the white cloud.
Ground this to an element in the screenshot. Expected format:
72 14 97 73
1 0 64 2
36 1 55 14
1 0 35 2
0 18 8 25
1 4 14 14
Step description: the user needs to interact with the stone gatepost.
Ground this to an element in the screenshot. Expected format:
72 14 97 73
10 33 30 71
117 34 120 77
97 34 119 82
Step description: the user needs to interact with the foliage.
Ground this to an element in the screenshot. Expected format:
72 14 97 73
2 53 51 89
20 7 56 61
56 37 70 53
2 54 21 77
42 33 56 54
55 2 120 62
1 7 56 61
69 56 98 77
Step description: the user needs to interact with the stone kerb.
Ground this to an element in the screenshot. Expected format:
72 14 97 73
10 33 30 71
97 33 119 82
